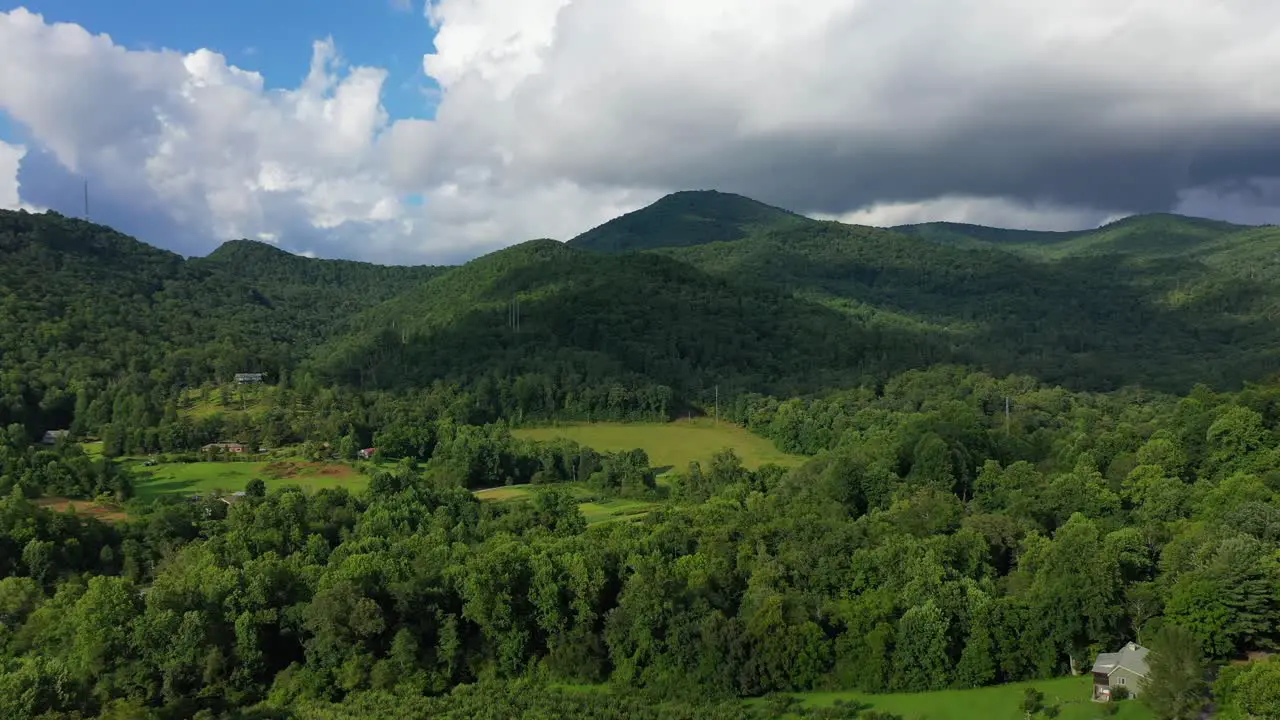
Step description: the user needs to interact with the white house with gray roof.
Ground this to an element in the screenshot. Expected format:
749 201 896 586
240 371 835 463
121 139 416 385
1091 641 1150 701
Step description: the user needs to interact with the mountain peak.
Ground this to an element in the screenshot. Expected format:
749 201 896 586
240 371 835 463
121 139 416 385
203 238 299 262
567 189 810 253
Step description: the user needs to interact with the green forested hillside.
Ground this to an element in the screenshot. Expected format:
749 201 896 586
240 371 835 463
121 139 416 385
309 238 945 419
568 189 811 253
663 217 1280 392
0 210 441 432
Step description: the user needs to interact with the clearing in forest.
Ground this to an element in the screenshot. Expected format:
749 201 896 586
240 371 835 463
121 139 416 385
473 483 660 525
130 459 367 499
34 497 129 523
178 384 275 419
513 418 802 475
767 676 1153 720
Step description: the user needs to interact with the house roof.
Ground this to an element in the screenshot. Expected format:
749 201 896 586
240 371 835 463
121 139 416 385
1092 642 1150 677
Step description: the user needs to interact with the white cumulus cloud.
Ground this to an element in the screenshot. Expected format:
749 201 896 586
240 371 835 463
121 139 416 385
0 140 24 210
2 2 1280 262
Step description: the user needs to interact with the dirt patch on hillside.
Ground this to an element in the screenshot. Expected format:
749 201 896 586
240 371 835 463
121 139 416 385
315 464 353 477
263 461 305 479
34 497 129 523
262 461 358 481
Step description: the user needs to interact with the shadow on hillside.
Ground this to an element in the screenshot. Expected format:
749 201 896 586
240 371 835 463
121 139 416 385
316 250 957 400
677 223 1280 392
134 478 214 497
312 228 1280 397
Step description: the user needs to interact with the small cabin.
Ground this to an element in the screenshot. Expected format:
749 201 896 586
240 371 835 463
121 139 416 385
1092 641 1150 701
201 441 247 454
41 429 70 445
234 373 264 384
358 447 377 460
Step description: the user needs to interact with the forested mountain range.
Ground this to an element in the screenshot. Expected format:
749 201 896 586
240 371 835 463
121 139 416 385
893 213 1253 258
660 219 1280 392
5 192 1280 434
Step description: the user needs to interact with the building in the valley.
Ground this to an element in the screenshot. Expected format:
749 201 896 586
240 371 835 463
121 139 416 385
1092 641 1150 701
220 491 248 506
41 429 70 445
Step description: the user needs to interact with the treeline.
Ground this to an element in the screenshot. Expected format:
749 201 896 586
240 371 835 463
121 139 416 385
4 401 661 505
3 367 1280 717
0 427 132 499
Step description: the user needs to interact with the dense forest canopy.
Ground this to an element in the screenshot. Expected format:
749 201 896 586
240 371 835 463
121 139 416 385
4 195 1280 719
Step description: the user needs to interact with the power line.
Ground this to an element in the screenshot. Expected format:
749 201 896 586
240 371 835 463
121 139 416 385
509 296 521 331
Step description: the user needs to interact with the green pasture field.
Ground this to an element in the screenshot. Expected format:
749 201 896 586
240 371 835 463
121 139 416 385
473 483 659 525
128 459 368 499
764 676 1152 720
513 418 803 475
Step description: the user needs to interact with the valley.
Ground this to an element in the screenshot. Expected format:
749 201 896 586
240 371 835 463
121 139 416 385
2 195 1277 719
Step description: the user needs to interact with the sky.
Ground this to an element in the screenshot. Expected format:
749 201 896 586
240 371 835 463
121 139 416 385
1 1 1280 264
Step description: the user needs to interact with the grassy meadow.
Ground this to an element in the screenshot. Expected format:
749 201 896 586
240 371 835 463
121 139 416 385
473 482 659 525
127 458 368 499
482 418 802 525
513 418 802 474
178 384 275 420
766 676 1152 720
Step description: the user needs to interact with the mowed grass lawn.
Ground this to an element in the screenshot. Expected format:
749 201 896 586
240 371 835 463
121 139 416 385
130 459 368 499
771 676 1152 720
513 419 803 475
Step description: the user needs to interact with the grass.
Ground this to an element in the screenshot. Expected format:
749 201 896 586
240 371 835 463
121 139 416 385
766 676 1152 720
577 497 658 524
473 485 538 502
179 385 274 419
498 419 800 525
129 459 368 499
513 418 803 476
474 482 660 525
